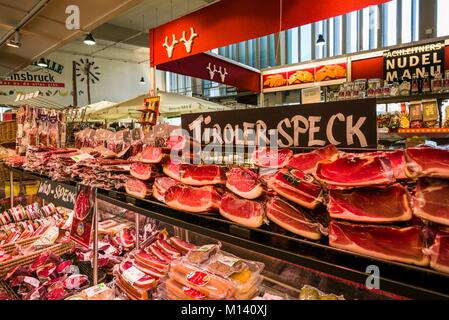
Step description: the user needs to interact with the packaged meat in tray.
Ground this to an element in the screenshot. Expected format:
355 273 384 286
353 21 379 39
205 252 264 299
298 285 345 300
183 243 221 267
167 260 237 300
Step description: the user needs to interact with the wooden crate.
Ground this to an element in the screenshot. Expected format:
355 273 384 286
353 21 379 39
0 121 17 145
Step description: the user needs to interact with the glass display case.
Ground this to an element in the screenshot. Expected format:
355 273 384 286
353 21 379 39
4 167 449 300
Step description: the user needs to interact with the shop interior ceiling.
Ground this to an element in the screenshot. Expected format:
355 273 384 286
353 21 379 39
0 0 218 76
57 0 217 64
0 0 145 78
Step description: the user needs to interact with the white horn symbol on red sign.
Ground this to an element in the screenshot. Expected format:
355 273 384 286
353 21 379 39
180 27 198 53
218 67 228 82
206 62 218 80
163 34 178 58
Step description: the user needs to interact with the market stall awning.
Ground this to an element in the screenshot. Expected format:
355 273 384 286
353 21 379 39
86 91 227 121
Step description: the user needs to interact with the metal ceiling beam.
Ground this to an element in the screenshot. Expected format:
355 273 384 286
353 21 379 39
0 0 51 48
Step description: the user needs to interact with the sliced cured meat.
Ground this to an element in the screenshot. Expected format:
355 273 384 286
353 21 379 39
134 250 168 272
406 146 449 179
329 221 429 266
165 135 201 152
148 244 173 263
178 164 226 186
315 155 395 187
55 260 72 274
287 145 338 174
155 239 181 257
153 177 178 202
328 184 412 223
266 197 321 240
119 228 136 249
165 185 220 213
169 237 197 253
226 167 264 200
118 260 156 291
351 150 407 180
219 192 265 228
141 146 164 164
62 274 89 290
36 263 56 280
428 230 449 274
133 260 166 279
130 163 153 180
163 160 182 180
267 169 322 209
125 178 150 199
252 148 292 168
379 150 407 180
413 178 449 226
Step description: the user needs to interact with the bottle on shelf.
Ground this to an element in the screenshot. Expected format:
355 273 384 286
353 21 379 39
411 74 419 95
422 72 431 94
444 70 449 93
431 72 443 94
338 85 346 100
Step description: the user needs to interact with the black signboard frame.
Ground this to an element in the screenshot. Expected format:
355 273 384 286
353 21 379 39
181 99 378 150
37 178 76 210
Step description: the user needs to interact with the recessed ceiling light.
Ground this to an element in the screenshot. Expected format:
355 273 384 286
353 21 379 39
84 33 96 46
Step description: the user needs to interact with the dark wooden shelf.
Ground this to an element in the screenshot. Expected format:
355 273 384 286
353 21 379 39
376 92 449 104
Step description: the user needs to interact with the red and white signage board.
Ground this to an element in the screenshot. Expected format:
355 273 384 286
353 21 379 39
150 0 391 67
0 80 65 88
157 52 261 92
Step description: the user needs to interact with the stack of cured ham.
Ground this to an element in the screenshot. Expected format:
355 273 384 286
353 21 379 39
9 133 449 275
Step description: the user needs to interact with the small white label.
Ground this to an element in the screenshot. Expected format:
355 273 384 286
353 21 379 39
218 256 240 267
71 153 94 162
197 244 215 252
122 265 145 284
24 277 40 288
84 283 108 298
33 226 59 246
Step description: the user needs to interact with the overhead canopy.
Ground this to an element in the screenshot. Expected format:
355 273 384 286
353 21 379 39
85 91 227 121
77 100 117 119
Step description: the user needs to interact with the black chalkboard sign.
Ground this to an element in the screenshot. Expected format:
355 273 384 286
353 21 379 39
181 99 377 149
37 179 76 209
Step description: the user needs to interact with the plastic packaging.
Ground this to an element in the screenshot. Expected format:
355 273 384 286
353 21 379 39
298 285 345 300
184 243 221 267
167 260 237 300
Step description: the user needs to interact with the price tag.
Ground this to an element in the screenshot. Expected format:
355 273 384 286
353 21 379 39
24 277 40 288
71 153 95 162
122 266 145 284
84 283 108 298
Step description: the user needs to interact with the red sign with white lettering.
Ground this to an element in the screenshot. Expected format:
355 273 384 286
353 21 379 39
0 80 65 88
157 53 261 92
150 0 390 66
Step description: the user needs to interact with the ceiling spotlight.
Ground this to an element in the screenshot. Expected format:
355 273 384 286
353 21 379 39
83 33 96 46
6 31 21 48
316 34 326 47
37 58 48 68
140 77 146 84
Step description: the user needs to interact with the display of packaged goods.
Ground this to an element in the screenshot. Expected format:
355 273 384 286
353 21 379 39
298 285 345 300
167 260 237 300
184 244 221 267
2 251 90 300
409 101 423 128
422 99 439 128
205 252 265 299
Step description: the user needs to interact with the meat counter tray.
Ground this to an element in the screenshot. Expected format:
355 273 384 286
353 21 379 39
9 167 449 300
